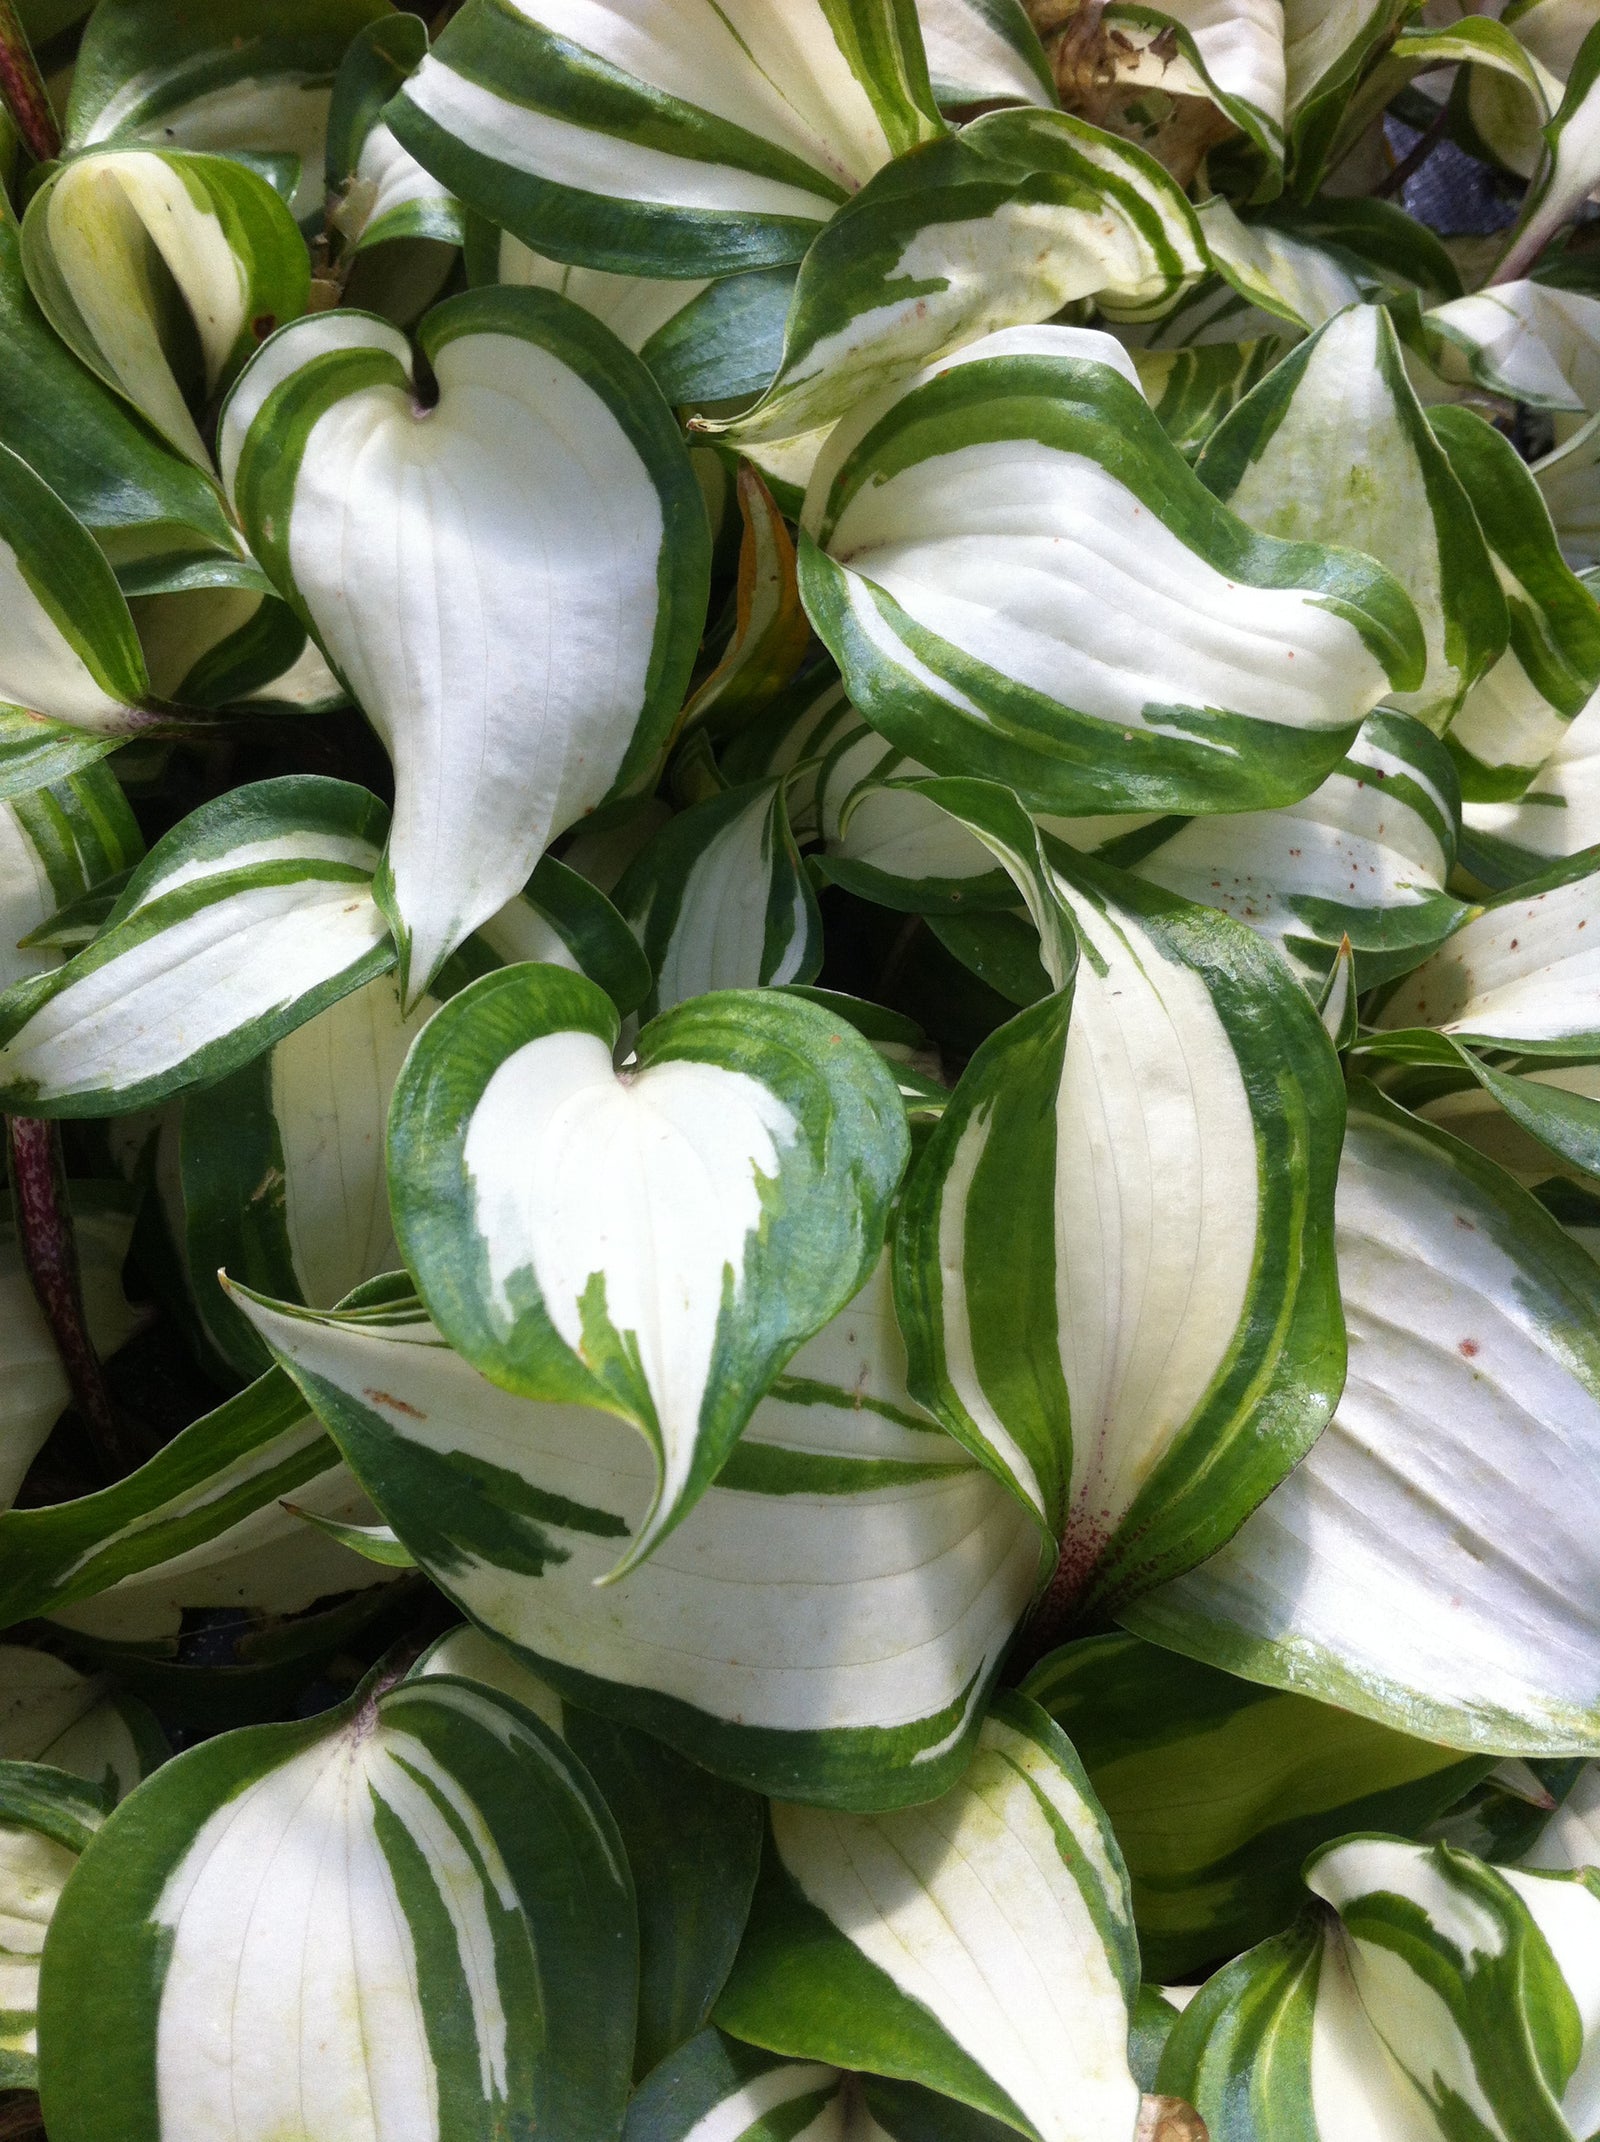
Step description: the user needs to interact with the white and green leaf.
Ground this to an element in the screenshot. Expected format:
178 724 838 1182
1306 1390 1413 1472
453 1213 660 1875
714 1691 1142 2142
0 1649 163 1802
1424 279 1600 413
223 288 710 1001
385 965 908 1571
1196 302 1508 733
916 0 1055 110
0 763 142 994
21 147 310 466
385 0 947 278
37 1672 638 2142
1127 1085 1600 1756
0 1763 106 2092
0 776 395 1116
231 1257 1045 1809
801 323 1423 817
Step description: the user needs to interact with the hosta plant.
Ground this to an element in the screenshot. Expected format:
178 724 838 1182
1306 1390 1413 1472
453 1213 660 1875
8 0 1600 2137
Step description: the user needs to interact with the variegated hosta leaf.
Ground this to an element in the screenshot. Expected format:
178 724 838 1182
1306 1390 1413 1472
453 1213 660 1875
1499 20 1600 283
612 779 822 1017
0 764 142 994
179 971 437 1374
1194 194 1366 332
385 0 946 278
1462 685 1600 886
0 1363 361 1631
1431 406 1600 803
37 1673 638 2142
0 1764 105 2091
482 228 796 405
625 2028 1027 2142
0 204 252 593
1522 1759 1600 1873
1023 1631 1490 1983
0 1184 142 1510
1534 408 1600 574
898 845 1344 1608
20 148 309 467
710 109 1204 447
0 776 394 1116
1127 1086 1600 1756
677 464 810 739
1192 194 1461 334
414 1625 761 2079
917 0 1055 108
127 583 309 708
1282 0 1414 177
1129 707 1467 988
1197 302 1508 734
1375 847 1600 1055
721 669 863 842
231 1259 1045 1808
1425 280 1600 413
0 444 158 741
325 15 465 259
1160 1836 1600 2140
470 854 652 1015
222 289 710 1001
1459 4 1571 179
1131 336 1288 463
800 324 1423 817
0 1649 162 1801
714 1691 1142 2142
1048 0 1287 168
387 967 907 1570
1411 1063 1600 1257
65 0 392 224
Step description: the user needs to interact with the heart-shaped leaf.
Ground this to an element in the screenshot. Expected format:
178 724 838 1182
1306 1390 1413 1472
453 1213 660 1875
800 325 1424 816
222 288 710 1000
385 0 946 277
0 777 394 1115
1127 1085 1600 1756
21 148 310 466
232 1259 1044 1807
386 965 908 1568
715 1691 1142 2142
38 1672 638 2142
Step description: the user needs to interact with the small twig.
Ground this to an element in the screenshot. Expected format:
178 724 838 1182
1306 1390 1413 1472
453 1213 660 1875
5 1117 142 1482
0 0 59 163
1375 99 1451 199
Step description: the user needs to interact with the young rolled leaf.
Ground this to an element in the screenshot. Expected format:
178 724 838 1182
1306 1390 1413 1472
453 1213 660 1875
714 1690 1142 2142
916 0 1055 109
1429 405 1600 802
1497 20 1600 283
1131 335 1289 464
0 763 142 994
0 445 158 740
20 148 310 467
1158 1838 1600 2139
1193 194 1367 332
612 778 823 1018
0 1184 143 1510
1373 846 1600 1055
386 965 908 1572
897 845 1345 1612
676 464 809 740
223 287 710 1001
800 324 1424 818
710 109 1205 446
1128 706 1468 988
414 1625 762 2079
385 0 946 278
1127 1085 1600 1756
0 204 251 592
0 1763 106 2091
0 1649 163 1801
1023 1631 1490 1983
37 1672 639 2142
1282 0 1414 183
231 1259 1045 1810
65 0 392 224
0 777 394 1116
1196 301 1508 733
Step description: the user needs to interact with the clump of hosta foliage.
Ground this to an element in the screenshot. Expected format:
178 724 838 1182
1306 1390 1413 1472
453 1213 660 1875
10 0 1600 2136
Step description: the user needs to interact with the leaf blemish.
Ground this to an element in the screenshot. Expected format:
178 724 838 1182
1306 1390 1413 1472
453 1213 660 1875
364 1386 427 1419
